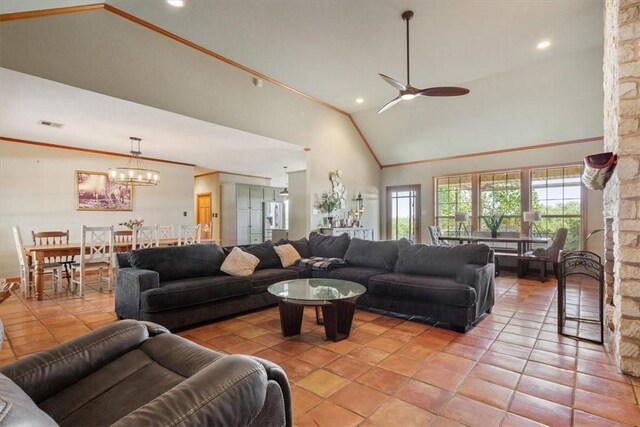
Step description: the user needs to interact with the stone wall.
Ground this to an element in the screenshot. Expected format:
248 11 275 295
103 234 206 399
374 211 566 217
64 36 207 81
603 0 640 376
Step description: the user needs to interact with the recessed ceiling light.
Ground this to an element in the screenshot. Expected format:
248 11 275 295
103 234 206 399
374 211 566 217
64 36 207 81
356 97 364 104
39 120 63 128
537 39 551 50
166 0 185 7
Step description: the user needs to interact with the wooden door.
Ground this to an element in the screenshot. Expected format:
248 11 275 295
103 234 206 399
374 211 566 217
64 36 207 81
197 193 212 238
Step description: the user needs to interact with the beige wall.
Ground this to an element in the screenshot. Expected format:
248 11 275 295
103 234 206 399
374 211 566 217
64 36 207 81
0 140 195 277
0 10 382 240
381 140 604 254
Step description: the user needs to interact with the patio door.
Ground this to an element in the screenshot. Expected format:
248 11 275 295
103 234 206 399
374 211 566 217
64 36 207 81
386 185 421 243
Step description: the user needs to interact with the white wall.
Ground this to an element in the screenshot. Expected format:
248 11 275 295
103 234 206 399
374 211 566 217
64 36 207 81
381 140 605 254
0 140 195 277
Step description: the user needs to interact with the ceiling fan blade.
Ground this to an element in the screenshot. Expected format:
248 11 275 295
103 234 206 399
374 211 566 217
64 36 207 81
420 86 470 97
379 74 406 91
378 97 402 114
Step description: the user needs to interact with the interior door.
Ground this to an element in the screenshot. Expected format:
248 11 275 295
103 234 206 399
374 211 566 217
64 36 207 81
386 185 421 242
197 193 212 238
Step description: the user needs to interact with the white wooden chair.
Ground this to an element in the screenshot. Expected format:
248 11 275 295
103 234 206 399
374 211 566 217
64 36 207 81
158 225 175 240
133 225 160 249
70 226 114 296
178 224 201 246
12 226 63 297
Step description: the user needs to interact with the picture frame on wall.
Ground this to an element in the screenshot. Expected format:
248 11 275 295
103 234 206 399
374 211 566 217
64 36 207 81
75 170 133 211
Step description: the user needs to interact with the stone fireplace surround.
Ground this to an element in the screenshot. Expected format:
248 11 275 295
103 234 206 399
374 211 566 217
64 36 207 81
603 0 640 376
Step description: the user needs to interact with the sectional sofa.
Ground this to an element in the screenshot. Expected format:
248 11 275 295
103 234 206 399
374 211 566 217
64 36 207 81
115 232 494 332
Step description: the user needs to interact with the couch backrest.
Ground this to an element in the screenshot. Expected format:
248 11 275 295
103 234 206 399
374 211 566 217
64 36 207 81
395 243 491 277
128 244 226 282
239 240 281 270
344 238 402 270
275 237 311 258
308 232 351 258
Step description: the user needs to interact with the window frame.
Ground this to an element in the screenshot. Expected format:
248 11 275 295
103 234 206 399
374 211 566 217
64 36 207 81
434 175 473 235
386 185 421 243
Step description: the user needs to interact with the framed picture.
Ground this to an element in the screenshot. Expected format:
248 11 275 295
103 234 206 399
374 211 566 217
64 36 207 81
76 171 133 211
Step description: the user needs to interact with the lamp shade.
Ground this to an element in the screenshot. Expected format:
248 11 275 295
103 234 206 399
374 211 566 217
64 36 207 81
455 212 470 222
523 211 542 222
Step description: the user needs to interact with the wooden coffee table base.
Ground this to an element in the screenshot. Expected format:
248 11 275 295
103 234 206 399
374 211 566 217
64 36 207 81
278 299 357 342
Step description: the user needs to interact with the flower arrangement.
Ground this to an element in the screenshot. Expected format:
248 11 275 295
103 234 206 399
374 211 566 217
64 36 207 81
482 214 504 238
316 192 341 216
119 217 144 230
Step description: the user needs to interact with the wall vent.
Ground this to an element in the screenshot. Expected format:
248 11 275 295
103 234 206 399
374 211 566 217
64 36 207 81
39 120 64 128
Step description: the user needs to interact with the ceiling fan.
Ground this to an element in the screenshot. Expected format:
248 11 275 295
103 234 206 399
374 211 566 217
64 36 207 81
378 10 470 114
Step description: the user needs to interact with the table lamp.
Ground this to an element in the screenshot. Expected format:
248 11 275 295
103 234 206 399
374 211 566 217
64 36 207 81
455 212 470 236
523 211 542 236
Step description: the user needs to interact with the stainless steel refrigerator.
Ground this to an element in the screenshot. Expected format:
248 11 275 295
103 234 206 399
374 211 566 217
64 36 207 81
263 201 286 241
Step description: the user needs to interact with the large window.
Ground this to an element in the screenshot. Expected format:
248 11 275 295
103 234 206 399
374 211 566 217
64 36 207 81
435 175 472 235
530 166 582 251
480 171 522 233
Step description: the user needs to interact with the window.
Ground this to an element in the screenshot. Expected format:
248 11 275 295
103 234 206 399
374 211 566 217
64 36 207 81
435 175 472 235
480 171 522 233
530 166 583 251
387 186 420 242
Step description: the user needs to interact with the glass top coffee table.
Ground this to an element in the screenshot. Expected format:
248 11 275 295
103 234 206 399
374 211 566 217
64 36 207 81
268 278 366 342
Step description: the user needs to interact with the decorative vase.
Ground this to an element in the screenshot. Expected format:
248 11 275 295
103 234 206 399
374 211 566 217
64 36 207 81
491 229 498 238
327 216 334 228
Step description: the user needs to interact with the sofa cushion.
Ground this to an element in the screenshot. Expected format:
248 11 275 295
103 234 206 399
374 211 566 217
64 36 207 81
344 238 399 270
0 373 57 427
241 241 281 270
395 244 491 277
128 244 226 282
221 247 260 277
308 232 350 258
273 244 300 268
276 238 311 258
284 265 312 279
368 273 477 307
247 269 298 293
141 276 251 313
327 266 390 287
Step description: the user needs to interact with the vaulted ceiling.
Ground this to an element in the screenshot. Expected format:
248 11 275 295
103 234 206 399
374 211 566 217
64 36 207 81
0 0 604 170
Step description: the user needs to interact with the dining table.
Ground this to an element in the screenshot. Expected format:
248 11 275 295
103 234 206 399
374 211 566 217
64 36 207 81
438 235 548 256
23 238 220 300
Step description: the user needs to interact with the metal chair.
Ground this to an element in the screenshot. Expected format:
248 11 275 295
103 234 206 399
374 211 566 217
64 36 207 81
133 225 160 249
12 226 63 296
158 225 175 240
178 224 201 245
70 226 114 296
427 225 450 246
31 230 74 286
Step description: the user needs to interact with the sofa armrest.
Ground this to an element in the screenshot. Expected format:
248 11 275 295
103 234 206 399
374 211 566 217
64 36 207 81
251 356 293 427
115 268 160 319
455 263 493 288
0 320 150 404
112 355 288 427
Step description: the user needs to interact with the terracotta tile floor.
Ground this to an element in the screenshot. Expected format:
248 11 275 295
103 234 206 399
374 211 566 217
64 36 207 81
1 275 640 426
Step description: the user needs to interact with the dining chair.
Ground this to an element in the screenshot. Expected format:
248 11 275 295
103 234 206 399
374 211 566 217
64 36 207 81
70 226 114 296
524 228 569 278
133 225 160 249
428 225 450 246
178 224 202 245
31 230 74 286
12 226 63 297
201 222 213 240
158 225 175 240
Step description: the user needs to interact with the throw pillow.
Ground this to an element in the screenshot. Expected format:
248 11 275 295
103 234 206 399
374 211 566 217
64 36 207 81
221 247 260 277
276 237 311 258
308 232 350 258
240 240 281 270
274 244 301 267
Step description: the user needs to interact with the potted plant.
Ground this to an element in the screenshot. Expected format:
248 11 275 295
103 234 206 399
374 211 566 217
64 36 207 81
316 192 340 227
482 214 504 238
119 217 144 230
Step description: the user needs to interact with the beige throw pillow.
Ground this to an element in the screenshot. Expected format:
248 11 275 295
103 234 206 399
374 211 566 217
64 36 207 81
221 247 260 277
274 244 301 267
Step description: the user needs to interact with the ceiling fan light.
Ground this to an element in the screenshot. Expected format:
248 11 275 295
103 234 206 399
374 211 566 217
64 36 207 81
401 93 416 101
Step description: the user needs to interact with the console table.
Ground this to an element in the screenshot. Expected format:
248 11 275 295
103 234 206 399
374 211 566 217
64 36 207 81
320 227 374 240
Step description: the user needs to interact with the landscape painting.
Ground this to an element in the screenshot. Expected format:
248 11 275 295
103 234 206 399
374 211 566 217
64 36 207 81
76 171 132 211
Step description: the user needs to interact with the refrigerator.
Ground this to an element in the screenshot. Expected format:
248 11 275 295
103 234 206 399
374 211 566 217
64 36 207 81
263 201 286 241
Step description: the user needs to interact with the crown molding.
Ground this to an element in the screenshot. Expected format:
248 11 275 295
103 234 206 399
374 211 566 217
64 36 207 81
194 170 271 180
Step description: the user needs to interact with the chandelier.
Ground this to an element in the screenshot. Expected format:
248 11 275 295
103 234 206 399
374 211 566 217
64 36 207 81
108 137 160 186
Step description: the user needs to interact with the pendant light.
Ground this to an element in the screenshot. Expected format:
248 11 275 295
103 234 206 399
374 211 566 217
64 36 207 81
108 137 160 186
279 166 289 196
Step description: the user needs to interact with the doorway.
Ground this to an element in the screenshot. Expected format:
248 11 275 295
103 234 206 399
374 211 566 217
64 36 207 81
386 185 421 243
197 192 212 238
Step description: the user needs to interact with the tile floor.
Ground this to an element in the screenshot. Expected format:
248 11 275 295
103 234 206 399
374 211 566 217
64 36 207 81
1 275 639 426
